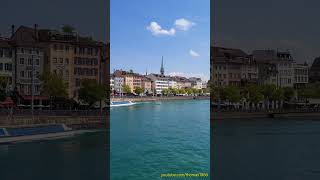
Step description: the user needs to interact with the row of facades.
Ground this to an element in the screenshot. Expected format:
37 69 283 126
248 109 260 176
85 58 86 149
110 70 207 95
0 25 109 104
210 47 310 89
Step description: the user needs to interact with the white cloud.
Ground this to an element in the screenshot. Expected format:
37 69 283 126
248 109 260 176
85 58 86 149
147 22 175 36
189 49 200 57
174 18 195 31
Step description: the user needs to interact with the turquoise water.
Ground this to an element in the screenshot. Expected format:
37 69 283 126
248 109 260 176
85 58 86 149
0 131 108 180
110 100 210 180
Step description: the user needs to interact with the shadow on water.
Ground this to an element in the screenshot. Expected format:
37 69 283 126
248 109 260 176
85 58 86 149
212 117 320 180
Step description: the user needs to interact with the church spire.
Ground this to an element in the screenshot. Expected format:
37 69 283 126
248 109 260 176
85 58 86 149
160 56 164 75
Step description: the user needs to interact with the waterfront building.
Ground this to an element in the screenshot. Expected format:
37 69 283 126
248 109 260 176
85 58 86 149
309 57 320 83
114 76 124 93
113 70 142 93
253 50 294 87
293 63 309 89
38 29 75 98
211 47 246 87
110 75 114 93
142 77 152 94
72 37 102 98
10 25 44 96
202 81 208 89
168 80 177 89
189 77 202 89
147 73 170 95
0 37 14 92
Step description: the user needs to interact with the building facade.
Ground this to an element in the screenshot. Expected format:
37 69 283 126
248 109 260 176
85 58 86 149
0 38 14 92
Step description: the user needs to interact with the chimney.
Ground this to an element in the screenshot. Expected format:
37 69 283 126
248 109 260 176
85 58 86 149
11 25 15 37
34 24 38 41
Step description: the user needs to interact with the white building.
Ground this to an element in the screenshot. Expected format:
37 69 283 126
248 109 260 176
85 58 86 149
294 63 308 88
110 76 114 92
189 77 202 89
147 74 170 95
202 81 208 89
168 80 177 89
114 76 124 93
253 50 294 87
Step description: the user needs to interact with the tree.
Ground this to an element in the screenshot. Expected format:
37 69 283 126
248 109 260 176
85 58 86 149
134 87 144 95
62 25 75 33
78 79 107 108
186 88 193 95
122 84 131 94
283 87 295 101
171 88 179 95
225 86 241 104
162 89 169 96
40 72 68 98
40 72 68 110
178 89 186 95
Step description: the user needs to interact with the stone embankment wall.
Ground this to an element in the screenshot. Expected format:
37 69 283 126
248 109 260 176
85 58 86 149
111 96 210 102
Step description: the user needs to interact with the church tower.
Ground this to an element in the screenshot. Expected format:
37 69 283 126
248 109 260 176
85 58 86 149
160 56 164 75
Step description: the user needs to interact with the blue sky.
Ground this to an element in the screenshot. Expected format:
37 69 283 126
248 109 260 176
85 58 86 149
111 0 210 81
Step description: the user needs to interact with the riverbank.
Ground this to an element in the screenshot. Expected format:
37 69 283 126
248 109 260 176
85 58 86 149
111 96 209 102
212 111 320 120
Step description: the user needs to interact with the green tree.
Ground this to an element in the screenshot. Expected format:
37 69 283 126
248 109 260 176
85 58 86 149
78 79 106 108
178 89 186 94
122 84 131 94
171 88 179 95
283 87 295 101
134 87 144 95
162 89 169 96
40 72 68 98
245 84 264 109
186 88 193 95
225 86 241 104
62 25 75 33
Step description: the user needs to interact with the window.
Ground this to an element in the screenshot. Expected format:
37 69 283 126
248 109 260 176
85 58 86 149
36 71 40 77
65 45 69 51
35 85 40 93
4 63 10 71
28 71 32 78
53 44 57 51
53 58 57 63
53 70 57 74
36 50 39 55
28 58 32 65
65 70 69 77
20 58 24 65
36 59 40 65
21 48 24 53
0 63 2 71
74 68 77 75
65 58 69 64
59 58 63 63
20 71 25 78
59 44 64 50
20 84 24 93
29 49 32 54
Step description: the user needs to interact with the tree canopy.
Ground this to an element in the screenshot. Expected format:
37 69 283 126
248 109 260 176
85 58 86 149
78 79 106 107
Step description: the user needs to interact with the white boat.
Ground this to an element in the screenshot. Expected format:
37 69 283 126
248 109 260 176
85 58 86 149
110 101 136 107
